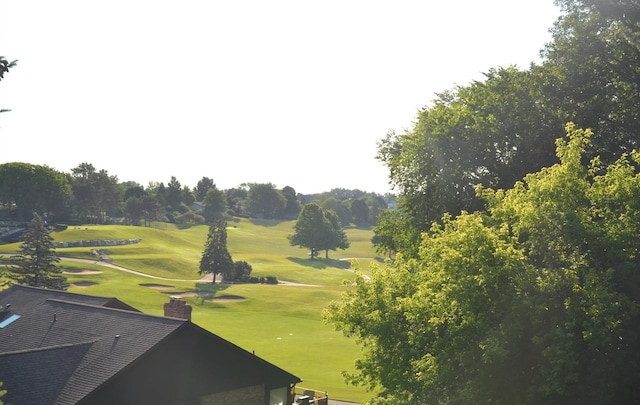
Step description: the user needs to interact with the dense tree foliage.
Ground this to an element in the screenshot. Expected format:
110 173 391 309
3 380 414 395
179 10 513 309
7 213 68 290
281 186 301 219
69 163 120 223
327 124 640 404
202 186 227 222
194 176 215 201
227 260 253 282
0 162 70 221
289 203 350 259
374 0 640 256
199 220 233 283
245 183 286 219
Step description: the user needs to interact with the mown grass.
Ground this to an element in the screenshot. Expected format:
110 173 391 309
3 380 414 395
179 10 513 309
0 218 379 403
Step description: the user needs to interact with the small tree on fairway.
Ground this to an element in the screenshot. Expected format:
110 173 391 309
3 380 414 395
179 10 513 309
289 203 350 259
199 220 233 283
8 213 68 290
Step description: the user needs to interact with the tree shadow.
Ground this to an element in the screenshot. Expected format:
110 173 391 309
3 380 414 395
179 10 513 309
247 218 289 227
195 282 231 296
287 256 351 269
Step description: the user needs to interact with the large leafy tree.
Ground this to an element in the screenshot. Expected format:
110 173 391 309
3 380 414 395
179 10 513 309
0 162 71 221
289 203 349 259
7 213 68 290
199 220 233 284
326 124 640 404
245 183 286 219
70 163 120 223
375 0 640 257
202 185 227 223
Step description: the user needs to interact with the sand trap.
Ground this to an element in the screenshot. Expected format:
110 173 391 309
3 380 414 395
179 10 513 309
70 281 97 288
209 295 245 302
64 269 102 275
140 283 175 290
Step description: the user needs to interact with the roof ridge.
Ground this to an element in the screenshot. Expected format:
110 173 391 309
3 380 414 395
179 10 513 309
0 341 96 357
45 298 187 322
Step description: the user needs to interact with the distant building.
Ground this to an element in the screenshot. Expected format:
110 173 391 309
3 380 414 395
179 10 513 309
0 285 301 405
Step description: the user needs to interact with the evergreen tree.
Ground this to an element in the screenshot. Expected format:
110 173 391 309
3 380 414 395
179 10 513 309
9 213 68 290
199 220 233 283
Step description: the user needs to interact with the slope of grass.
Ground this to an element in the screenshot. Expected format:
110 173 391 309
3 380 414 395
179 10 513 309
0 219 380 403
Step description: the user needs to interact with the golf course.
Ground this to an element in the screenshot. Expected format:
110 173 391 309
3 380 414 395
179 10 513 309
0 218 381 404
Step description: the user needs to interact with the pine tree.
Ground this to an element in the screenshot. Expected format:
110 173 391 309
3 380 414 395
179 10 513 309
199 220 233 283
9 213 68 290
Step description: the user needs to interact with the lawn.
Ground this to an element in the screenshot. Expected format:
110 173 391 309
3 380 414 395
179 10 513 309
0 218 380 403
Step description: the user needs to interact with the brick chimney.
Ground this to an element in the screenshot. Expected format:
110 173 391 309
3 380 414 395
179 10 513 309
164 296 192 321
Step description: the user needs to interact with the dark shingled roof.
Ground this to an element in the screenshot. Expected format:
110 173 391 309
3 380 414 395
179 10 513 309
0 285 183 404
0 285 300 405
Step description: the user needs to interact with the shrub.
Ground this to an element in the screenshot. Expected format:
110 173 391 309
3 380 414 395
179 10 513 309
265 275 278 284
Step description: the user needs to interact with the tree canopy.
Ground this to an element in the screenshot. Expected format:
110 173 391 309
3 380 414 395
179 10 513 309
289 203 350 259
326 124 640 404
374 0 640 257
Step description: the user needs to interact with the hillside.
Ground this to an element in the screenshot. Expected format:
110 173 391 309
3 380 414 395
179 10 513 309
0 218 381 403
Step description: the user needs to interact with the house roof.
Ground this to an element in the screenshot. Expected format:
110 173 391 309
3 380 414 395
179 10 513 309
0 285 301 405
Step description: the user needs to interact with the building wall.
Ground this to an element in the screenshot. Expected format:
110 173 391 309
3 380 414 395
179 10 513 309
200 384 264 405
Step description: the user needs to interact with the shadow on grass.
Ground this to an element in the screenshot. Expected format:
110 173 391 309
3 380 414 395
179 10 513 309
287 257 351 269
247 218 289 227
195 282 231 295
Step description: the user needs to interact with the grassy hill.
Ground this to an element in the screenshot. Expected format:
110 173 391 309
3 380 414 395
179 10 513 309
0 218 381 403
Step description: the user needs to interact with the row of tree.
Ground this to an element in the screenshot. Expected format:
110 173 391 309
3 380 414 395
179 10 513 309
0 161 390 228
327 1 640 403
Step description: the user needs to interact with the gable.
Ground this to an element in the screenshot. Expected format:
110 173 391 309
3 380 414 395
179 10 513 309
0 286 301 405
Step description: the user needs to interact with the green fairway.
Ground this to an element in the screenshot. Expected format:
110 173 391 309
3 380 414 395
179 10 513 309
0 219 379 403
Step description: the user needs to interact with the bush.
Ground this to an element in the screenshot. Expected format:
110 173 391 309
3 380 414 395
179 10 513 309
265 275 278 284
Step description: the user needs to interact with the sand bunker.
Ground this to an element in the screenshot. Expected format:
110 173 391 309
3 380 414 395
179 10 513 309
64 269 102 275
70 281 97 288
209 295 245 302
140 283 175 290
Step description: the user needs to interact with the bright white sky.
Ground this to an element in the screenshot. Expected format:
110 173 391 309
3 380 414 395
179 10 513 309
0 1 561 195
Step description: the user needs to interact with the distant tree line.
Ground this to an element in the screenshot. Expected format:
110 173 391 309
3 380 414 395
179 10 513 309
0 162 392 229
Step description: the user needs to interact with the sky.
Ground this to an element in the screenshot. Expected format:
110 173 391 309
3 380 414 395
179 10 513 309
0 1 561 195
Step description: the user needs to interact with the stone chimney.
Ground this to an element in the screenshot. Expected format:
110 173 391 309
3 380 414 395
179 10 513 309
164 296 192 321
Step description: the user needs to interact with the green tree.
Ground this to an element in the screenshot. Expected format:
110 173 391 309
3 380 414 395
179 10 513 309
350 198 369 224
321 197 352 226
0 162 71 221
245 183 286 219
289 203 350 259
70 163 120 223
166 176 182 210
8 213 68 290
202 186 227 222
199 220 233 284
326 124 640 404
141 194 163 226
281 185 301 219
124 196 144 226
225 187 248 217
195 176 215 201
226 260 253 282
